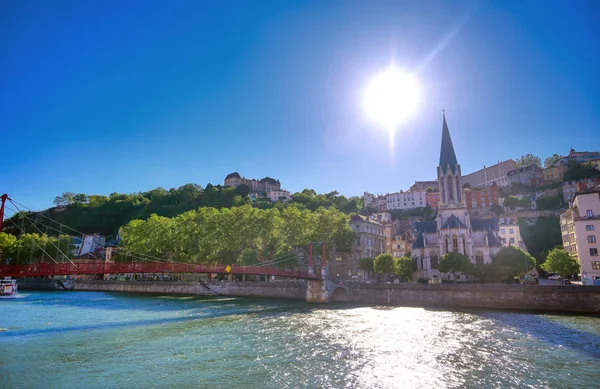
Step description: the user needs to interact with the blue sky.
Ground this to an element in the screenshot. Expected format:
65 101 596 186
2 0 599 213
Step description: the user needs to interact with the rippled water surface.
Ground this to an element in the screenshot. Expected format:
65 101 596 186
1 291 599 388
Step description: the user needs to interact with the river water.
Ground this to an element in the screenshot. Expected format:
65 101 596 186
1 291 599 389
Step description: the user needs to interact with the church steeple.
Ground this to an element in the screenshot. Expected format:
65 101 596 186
439 112 458 173
437 111 464 208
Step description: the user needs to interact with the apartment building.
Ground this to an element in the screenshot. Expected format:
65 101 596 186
349 215 386 260
560 190 600 285
563 179 600 203
498 216 527 251
464 184 500 211
385 190 426 210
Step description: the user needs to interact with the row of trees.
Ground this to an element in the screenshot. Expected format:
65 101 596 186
367 246 580 283
0 232 74 264
358 254 416 282
119 205 355 266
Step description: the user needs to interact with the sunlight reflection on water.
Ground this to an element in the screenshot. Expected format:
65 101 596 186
0 292 599 389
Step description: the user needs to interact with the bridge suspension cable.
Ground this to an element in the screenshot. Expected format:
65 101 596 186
4 198 313 272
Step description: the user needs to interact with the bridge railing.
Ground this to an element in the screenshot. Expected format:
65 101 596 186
0 262 320 279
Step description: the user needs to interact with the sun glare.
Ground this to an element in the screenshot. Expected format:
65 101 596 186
364 67 421 129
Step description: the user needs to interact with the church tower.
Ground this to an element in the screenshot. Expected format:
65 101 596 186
437 112 465 209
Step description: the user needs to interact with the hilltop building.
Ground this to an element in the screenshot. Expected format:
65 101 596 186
410 180 439 191
560 189 600 285
462 160 517 188
224 172 281 194
412 114 503 281
507 165 543 186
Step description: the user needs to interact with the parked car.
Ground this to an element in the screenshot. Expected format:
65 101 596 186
563 279 571 285
548 274 562 280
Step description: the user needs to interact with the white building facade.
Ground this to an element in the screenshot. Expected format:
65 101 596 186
268 190 291 202
385 190 427 210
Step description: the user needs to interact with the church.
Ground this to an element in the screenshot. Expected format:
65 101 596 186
412 114 502 281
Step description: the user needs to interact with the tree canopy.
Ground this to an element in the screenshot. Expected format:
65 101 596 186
492 246 536 280
394 255 416 282
544 154 562 168
516 154 542 169
373 253 395 275
438 252 472 280
541 248 579 277
563 162 600 182
119 205 355 266
518 217 562 262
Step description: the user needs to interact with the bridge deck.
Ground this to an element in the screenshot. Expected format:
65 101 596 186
0 262 320 279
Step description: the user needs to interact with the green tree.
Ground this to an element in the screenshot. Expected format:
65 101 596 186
492 246 536 280
0 232 17 263
536 196 562 211
394 255 416 282
563 162 600 181
541 248 580 277
503 196 520 210
238 248 259 265
519 217 562 261
438 252 472 282
518 196 531 209
516 154 542 168
235 184 250 198
359 257 374 276
489 204 504 216
374 253 395 275
544 154 562 168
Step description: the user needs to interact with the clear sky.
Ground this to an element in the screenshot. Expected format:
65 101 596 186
2 0 599 212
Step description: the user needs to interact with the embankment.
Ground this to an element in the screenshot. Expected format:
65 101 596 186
71 280 307 300
342 283 600 313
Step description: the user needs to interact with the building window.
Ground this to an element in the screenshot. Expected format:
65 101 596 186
591 248 599 256
445 237 449 253
588 236 597 243
587 225 595 231
475 252 484 265
452 235 458 252
509 238 515 244
431 253 439 269
509 228 514 234
587 210 594 217
592 261 600 269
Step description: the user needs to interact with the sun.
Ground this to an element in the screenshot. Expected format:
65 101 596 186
363 67 421 129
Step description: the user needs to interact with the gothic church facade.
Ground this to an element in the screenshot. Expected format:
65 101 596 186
412 114 502 280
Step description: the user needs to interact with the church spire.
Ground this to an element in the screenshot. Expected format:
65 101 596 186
439 111 458 173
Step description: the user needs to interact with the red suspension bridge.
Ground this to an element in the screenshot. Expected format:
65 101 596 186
0 194 325 280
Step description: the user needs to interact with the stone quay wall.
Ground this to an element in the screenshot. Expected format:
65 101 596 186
71 280 307 300
18 279 600 313
341 283 600 313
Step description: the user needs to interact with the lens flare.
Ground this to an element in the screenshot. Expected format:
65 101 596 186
364 67 421 129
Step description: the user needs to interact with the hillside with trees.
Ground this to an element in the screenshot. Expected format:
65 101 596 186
3 185 365 237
